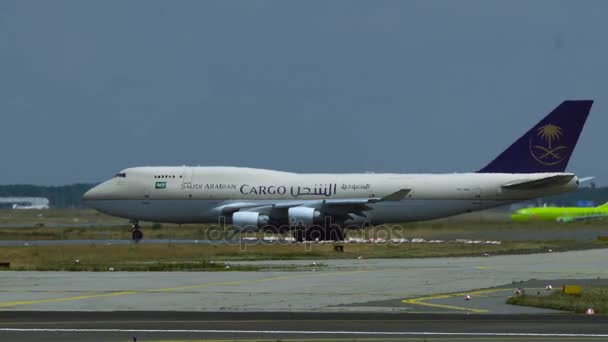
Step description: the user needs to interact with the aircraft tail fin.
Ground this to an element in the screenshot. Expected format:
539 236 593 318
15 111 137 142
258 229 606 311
478 100 593 173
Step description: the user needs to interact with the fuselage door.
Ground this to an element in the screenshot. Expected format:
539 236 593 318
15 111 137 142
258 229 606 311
144 187 151 201
472 186 482 205
181 167 193 199
143 174 152 202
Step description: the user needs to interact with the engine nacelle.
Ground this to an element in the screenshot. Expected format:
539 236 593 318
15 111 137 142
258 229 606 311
232 211 269 232
288 207 321 226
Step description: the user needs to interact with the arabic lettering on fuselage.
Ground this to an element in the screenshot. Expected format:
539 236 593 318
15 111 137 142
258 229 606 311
239 184 337 197
341 184 370 191
290 184 337 197
182 183 367 197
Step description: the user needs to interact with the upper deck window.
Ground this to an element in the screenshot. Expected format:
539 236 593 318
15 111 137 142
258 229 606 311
114 172 127 178
154 174 176 179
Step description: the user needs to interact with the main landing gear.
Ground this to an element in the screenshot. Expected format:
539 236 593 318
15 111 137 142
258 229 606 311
131 220 143 242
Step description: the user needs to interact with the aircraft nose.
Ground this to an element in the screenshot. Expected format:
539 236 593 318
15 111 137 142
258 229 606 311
82 185 101 201
82 181 113 202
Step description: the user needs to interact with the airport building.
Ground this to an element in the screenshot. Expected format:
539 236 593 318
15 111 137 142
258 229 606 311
0 197 50 209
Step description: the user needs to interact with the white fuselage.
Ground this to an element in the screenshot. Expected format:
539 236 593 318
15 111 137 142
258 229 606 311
83 166 579 226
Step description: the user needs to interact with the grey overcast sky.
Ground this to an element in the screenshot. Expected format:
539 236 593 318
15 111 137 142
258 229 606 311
1 0 606 185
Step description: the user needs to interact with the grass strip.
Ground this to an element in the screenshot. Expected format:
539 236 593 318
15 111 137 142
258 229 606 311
508 287 608 313
0 240 605 271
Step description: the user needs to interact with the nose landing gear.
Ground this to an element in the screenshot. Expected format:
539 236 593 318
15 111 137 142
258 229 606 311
131 220 143 242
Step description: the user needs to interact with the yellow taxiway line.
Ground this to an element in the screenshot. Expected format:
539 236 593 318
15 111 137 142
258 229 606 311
402 288 514 313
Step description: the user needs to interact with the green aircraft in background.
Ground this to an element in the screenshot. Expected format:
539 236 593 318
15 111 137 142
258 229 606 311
511 202 608 222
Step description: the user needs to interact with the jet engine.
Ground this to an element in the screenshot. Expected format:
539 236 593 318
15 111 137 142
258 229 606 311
288 207 321 226
232 211 269 232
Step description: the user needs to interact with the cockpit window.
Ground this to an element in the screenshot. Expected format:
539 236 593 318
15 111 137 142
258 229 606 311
114 173 126 178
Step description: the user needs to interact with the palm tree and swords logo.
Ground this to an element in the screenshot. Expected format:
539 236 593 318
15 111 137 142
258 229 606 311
529 124 567 165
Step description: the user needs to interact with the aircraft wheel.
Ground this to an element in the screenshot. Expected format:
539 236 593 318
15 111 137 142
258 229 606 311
132 229 143 242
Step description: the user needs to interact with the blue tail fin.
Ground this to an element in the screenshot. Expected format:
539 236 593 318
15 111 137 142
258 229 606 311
478 100 593 173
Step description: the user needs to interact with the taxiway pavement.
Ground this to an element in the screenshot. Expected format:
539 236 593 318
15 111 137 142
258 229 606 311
0 249 607 312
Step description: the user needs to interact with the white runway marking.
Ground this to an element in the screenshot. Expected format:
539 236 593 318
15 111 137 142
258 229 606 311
1 328 608 337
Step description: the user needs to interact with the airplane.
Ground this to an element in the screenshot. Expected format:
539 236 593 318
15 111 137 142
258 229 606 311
83 100 594 241
511 202 608 222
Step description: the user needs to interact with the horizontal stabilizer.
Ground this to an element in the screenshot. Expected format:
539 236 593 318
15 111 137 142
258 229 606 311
502 174 574 190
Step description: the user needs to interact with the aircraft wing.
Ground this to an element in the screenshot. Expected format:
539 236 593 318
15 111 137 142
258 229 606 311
216 189 410 220
502 174 575 190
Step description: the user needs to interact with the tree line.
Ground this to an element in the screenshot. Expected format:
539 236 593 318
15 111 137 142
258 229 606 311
0 184 96 208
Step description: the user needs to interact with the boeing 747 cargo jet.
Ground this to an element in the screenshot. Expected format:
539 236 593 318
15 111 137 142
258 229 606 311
83 100 594 241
